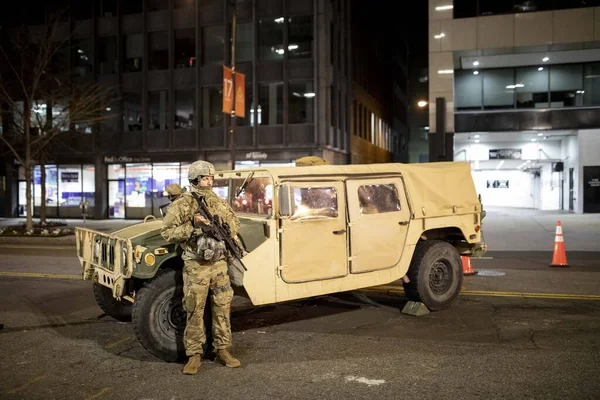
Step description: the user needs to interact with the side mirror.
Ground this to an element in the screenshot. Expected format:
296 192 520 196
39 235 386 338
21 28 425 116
278 184 293 218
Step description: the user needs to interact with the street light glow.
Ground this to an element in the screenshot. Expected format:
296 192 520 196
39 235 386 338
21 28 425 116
417 100 428 108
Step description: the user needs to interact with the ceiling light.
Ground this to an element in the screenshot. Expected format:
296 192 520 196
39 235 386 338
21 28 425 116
475 140 480 143
506 85 516 89
435 5 453 10
531 139 537 142
473 70 479 75
417 100 428 107
542 57 549 62
473 61 479 66
438 69 453 74
474 134 480 138
538 67 544 71
515 84 524 88
577 90 585 94
537 133 543 136
434 33 445 39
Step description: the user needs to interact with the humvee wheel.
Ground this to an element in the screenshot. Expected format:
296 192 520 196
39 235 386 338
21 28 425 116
403 240 463 311
132 268 211 362
132 269 187 362
93 282 132 322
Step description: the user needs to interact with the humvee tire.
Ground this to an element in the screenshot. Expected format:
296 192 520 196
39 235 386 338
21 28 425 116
93 282 132 322
132 268 212 362
403 240 463 311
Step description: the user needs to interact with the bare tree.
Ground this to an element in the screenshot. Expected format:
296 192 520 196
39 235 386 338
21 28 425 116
0 11 116 229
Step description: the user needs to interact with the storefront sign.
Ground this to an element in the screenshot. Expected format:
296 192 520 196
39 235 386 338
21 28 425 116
588 178 600 188
487 180 509 189
246 152 267 160
104 156 151 163
489 149 522 160
61 172 79 183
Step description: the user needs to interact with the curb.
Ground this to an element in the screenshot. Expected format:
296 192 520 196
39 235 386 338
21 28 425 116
0 236 76 246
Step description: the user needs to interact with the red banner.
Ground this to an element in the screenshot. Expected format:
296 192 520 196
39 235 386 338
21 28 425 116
235 72 246 118
222 66 233 114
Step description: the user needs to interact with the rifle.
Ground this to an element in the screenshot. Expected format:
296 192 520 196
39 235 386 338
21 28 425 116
191 192 248 271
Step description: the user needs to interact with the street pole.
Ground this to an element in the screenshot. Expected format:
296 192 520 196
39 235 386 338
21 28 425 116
229 0 237 170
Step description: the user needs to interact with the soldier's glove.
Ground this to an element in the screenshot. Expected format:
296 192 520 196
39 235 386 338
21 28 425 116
193 213 211 229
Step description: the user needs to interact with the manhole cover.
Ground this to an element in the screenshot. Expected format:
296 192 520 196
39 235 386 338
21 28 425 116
476 269 506 277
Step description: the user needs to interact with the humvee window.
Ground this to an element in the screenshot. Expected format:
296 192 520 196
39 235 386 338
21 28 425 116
358 184 401 214
213 179 230 201
291 187 338 220
232 177 273 216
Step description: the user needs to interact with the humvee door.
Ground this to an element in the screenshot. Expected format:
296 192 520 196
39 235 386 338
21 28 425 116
278 181 348 283
346 177 410 273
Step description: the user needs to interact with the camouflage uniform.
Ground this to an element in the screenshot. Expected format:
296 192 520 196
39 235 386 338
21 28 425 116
160 161 241 373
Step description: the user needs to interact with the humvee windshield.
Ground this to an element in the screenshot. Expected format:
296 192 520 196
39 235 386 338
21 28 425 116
214 177 273 217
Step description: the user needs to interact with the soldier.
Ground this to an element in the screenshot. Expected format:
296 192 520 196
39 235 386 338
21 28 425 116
163 183 186 203
160 160 241 375
295 156 328 167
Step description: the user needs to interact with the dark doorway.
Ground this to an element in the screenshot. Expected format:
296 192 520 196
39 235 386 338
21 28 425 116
569 168 574 212
583 166 600 213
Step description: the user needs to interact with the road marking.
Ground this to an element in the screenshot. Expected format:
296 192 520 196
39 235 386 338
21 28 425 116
362 285 600 301
84 387 112 400
0 272 80 280
104 336 134 349
5 375 46 394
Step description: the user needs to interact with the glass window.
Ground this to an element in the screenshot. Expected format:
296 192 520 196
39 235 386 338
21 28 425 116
203 87 223 127
72 39 93 78
203 26 225 64
289 81 314 124
357 184 401 215
483 68 515 109
258 83 283 125
236 23 254 63
258 18 284 60
288 16 313 59
453 0 477 19
58 166 82 207
149 91 168 130
97 36 117 75
97 0 117 17
108 164 125 179
291 187 338 221
152 163 180 211
122 0 142 14
232 177 273 216
455 69 483 110
73 2 93 19
237 85 253 126
516 66 549 109
18 181 32 216
479 0 514 16
174 28 196 68
175 0 194 8
181 162 191 190
83 165 95 207
175 89 195 129
123 34 143 73
123 92 143 131
330 86 337 129
148 0 168 11
149 31 169 70
583 63 600 106
108 180 125 218
125 163 152 208
550 64 584 108
34 165 58 207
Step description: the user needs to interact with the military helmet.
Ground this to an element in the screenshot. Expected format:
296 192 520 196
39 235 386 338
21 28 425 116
164 183 183 197
295 156 328 167
188 160 216 181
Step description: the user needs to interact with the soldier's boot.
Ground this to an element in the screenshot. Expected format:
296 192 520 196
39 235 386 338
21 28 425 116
216 349 241 368
182 354 201 375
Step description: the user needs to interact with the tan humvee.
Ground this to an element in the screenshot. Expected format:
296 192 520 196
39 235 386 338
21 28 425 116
75 161 487 362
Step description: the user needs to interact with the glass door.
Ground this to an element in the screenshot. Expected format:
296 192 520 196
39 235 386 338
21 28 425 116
108 180 125 218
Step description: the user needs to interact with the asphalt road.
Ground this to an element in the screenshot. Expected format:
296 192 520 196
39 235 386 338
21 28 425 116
1 248 600 400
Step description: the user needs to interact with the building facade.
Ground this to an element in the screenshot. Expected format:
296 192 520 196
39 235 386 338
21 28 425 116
0 0 408 219
429 0 600 213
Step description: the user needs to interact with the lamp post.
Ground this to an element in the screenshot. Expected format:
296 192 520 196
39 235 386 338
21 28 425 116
229 0 237 170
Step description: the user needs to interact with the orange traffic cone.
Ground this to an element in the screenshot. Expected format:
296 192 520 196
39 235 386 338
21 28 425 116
549 220 569 268
461 255 478 276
